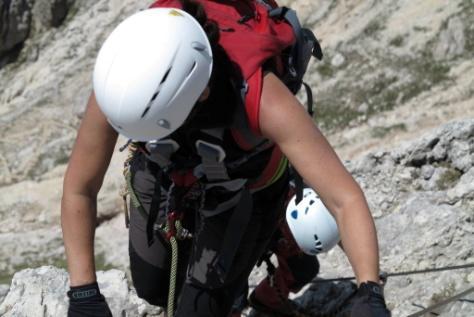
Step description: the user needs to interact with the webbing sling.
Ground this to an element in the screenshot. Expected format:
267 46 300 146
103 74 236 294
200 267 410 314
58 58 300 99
146 161 163 246
145 139 180 169
195 140 230 181
213 188 253 283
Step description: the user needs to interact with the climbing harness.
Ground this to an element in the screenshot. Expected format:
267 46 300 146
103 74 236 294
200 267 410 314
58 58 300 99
121 142 195 317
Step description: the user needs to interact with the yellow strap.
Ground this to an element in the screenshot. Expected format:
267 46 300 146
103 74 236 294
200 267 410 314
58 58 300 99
251 156 288 192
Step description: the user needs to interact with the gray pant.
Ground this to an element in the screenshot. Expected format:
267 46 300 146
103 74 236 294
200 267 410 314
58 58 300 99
128 153 289 316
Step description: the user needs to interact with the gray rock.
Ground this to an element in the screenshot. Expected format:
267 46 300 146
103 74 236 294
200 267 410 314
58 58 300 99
424 166 450 190
0 266 163 317
421 164 435 180
359 191 471 316
0 0 144 186
0 284 9 305
31 0 75 31
447 167 474 203
0 0 32 54
331 52 346 67
404 136 440 167
433 16 466 60
1 0 75 65
0 266 69 317
357 102 369 113
430 138 448 161
399 120 474 170
450 139 473 172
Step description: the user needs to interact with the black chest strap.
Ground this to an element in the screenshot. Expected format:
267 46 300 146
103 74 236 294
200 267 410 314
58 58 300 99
212 188 253 284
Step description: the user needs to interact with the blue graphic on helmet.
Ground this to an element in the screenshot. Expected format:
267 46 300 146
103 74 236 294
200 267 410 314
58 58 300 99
291 210 298 219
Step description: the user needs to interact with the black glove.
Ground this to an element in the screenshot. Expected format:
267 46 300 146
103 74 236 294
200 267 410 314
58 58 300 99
350 281 391 317
337 281 391 317
67 282 113 317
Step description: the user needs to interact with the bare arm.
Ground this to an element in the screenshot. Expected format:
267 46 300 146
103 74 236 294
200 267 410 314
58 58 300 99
61 93 118 286
260 73 380 284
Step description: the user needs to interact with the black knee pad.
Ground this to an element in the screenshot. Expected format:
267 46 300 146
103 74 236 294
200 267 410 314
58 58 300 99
287 254 320 289
175 283 234 317
129 243 169 307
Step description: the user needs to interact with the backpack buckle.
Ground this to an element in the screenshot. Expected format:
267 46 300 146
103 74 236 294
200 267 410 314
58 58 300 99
145 139 180 169
195 140 229 181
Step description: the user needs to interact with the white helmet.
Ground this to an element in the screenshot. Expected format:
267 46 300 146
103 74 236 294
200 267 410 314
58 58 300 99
286 188 340 255
93 8 213 141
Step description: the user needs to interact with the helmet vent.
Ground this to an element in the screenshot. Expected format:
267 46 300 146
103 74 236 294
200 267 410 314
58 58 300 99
141 103 152 118
161 66 172 85
314 234 323 252
141 67 173 119
187 61 197 78
164 61 197 107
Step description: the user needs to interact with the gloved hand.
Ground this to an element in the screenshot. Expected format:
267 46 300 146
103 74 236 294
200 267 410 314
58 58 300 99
67 282 113 317
336 281 391 317
350 281 391 317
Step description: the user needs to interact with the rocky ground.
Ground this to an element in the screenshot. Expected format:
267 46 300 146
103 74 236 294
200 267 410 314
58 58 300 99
0 0 473 316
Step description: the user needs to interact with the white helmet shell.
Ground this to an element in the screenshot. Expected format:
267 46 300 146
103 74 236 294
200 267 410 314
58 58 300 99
93 8 213 141
286 188 340 255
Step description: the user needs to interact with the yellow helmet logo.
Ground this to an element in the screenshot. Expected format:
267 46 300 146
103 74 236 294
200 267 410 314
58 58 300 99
169 9 183 17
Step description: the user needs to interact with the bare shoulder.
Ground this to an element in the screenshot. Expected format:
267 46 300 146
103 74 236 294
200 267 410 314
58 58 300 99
73 93 118 153
259 72 318 144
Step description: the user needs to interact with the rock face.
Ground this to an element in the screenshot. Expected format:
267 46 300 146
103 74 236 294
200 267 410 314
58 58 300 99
313 120 474 317
0 0 74 66
0 0 473 316
1 120 472 316
0 266 162 317
0 0 31 66
347 120 474 217
32 0 74 29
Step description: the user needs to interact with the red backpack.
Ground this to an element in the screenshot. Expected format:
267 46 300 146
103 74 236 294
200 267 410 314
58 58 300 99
150 0 322 135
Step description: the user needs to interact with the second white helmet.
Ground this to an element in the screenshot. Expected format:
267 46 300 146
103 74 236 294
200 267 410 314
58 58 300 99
286 188 340 255
93 8 213 141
